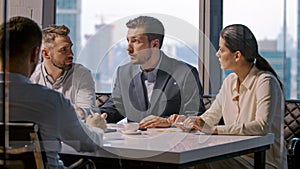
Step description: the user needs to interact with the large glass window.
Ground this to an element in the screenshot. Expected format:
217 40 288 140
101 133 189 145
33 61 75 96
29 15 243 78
56 0 80 60
57 0 77 9
55 0 296 98
223 0 297 99
56 0 200 93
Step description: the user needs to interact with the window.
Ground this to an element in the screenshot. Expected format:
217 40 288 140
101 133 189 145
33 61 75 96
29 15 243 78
7 1 293 98
223 0 296 99
56 0 200 93
57 0 77 9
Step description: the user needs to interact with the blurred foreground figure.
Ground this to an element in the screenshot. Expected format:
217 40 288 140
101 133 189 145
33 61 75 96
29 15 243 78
0 16 106 169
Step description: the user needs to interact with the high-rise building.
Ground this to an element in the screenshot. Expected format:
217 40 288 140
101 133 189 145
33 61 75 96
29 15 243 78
79 23 116 92
257 39 292 98
261 51 291 98
56 0 81 59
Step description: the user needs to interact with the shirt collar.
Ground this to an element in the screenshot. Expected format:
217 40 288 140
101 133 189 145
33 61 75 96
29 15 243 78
41 63 69 84
138 51 162 83
231 65 259 100
241 65 259 90
139 51 162 72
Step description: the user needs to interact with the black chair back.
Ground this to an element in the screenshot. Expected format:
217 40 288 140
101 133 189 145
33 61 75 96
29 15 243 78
95 93 111 107
284 100 300 169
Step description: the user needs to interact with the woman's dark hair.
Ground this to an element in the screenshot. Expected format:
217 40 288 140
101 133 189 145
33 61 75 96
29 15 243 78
220 24 283 89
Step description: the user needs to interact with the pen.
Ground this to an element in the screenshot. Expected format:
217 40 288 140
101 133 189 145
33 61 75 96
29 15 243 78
89 108 95 115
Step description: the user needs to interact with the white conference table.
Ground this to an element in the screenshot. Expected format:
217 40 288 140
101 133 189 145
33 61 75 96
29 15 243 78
60 124 274 169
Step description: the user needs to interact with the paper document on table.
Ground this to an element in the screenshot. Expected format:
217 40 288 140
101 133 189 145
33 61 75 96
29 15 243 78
117 117 128 124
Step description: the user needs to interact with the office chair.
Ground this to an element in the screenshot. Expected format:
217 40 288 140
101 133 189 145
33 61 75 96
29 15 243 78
284 99 300 169
68 158 96 169
0 122 44 169
95 93 111 107
0 122 96 169
202 94 216 110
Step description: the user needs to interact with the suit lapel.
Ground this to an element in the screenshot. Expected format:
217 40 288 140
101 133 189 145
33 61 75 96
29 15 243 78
129 72 149 111
149 70 169 105
148 55 172 114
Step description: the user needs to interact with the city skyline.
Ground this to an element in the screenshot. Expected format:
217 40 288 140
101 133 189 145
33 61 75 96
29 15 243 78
59 0 298 98
82 0 296 43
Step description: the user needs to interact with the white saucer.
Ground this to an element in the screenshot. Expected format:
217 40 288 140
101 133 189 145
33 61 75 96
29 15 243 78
120 129 142 135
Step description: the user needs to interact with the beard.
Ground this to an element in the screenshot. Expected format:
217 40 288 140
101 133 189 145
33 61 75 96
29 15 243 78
50 58 72 71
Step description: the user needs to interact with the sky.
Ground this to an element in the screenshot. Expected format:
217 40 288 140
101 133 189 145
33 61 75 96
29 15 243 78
223 0 297 40
81 0 199 45
81 0 297 43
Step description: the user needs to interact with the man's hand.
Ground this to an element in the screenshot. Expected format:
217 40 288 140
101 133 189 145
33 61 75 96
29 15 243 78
75 107 86 120
86 113 107 131
100 112 107 119
139 115 171 128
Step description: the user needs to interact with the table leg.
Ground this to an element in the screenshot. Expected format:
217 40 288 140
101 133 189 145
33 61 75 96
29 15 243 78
254 150 266 169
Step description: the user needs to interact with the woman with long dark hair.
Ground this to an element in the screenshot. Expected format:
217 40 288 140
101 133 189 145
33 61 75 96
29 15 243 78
175 24 286 169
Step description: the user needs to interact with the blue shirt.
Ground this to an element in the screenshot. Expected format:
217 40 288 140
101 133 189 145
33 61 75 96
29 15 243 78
0 73 103 169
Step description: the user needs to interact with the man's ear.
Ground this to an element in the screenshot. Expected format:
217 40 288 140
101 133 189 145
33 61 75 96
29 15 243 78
151 39 160 48
41 47 50 60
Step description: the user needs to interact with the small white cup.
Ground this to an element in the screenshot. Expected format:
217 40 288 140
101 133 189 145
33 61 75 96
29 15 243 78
124 122 139 132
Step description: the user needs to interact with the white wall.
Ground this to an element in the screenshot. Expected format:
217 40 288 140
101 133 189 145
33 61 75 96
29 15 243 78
1 0 42 25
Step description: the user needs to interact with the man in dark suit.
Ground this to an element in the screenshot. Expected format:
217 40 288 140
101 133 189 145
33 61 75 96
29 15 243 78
100 16 205 128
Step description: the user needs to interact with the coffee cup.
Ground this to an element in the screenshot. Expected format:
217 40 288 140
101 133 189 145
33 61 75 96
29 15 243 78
124 122 139 132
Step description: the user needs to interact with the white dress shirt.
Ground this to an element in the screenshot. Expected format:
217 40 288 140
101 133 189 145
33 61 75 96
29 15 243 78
200 66 287 169
30 63 96 109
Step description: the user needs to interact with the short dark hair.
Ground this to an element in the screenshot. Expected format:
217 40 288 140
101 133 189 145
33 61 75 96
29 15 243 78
126 16 165 48
0 16 42 61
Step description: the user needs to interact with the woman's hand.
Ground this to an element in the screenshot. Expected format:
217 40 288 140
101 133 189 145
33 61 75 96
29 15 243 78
183 116 205 130
168 114 186 126
176 116 217 134
174 116 203 132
